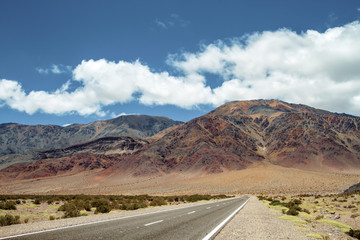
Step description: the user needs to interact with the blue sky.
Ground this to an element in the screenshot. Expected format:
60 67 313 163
0 0 360 125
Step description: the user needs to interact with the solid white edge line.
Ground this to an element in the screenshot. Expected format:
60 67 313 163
144 219 163 226
202 197 250 240
0 196 243 240
187 211 196 214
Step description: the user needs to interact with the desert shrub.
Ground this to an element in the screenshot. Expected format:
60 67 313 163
58 202 80 218
258 196 274 201
0 214 20 226
70 199 91 211
33 199 41 205
184 194 211 202
284 201 301 211
49 215 56 220
119 203 130 210
24 218 29 223
347 229 360 239
302 208 311 214
84 201 92 211
315 215 324 220
126 200 147 210
92 199 111 214
286 206 299 216
95 204 111 214
91 199 110 208
122 203 141 211
15 200 21 204
257 196 265 200
150 197 167 206
269 200 282 206
0 201 17 210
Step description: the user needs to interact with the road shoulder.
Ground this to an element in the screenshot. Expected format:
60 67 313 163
215 196 310 239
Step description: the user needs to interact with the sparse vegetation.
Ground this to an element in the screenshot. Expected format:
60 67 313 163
0 194 231 225
0 201 17 210
259 193 360 239
0 214 20 226
347 229 360 239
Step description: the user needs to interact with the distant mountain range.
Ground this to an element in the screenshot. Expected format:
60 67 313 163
1 100 359 194
0 115 181 169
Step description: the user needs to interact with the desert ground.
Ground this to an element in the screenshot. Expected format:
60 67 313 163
1 162 359 196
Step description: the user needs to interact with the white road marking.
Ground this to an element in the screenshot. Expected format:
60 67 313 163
202 197 250 240
0 197 243 240
216 204 219 206
187 211 196 214
144 220 163 226
206 207 211 209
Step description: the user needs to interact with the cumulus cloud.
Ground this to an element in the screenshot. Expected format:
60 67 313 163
1 21 360 117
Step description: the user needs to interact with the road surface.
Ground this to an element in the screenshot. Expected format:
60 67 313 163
3 196 249 240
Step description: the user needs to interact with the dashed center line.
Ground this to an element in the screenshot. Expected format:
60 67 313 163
187 211 196 215
144 220 163 226
206 207 211 209
216 204 219 206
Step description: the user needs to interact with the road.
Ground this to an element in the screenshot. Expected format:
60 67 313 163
4 196 249 240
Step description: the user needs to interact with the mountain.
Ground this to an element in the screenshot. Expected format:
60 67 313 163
0 115 182 157
107 99 360 176
206 100 360 171
0 136 147 180
0 135 148 170
1 100 360 194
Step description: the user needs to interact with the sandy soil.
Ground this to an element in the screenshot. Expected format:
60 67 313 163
1 163 359 196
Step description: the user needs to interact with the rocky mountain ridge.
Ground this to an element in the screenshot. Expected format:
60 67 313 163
1 100 360 182
109 99 360 176
0 115 181 157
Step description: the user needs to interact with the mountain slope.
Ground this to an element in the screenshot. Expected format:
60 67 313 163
0 115 181 157
0 136 148 172
110 99 360 176
206 100 360 171
1 100 360 190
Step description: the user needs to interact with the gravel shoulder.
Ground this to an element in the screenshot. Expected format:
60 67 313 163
215 196 311 240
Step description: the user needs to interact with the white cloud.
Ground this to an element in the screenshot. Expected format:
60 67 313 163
1 21 360 117
110 112 140 118
154 13 189 29
155 19 168 29
36 64 72 74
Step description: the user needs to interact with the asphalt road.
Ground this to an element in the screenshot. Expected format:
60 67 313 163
5 196 249 240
